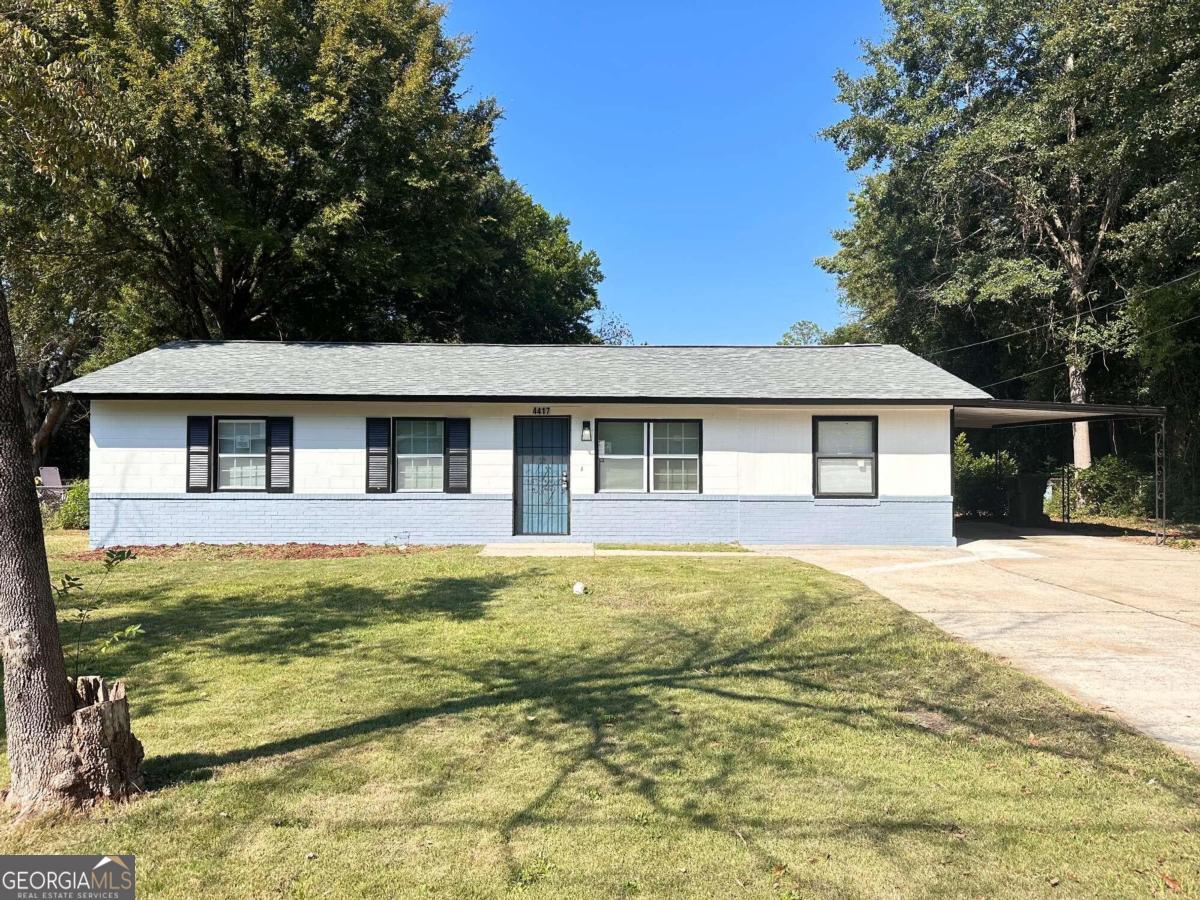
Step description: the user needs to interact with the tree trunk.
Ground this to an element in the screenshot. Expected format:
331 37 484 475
1066 278 1092 470
0 297 141 816
30 392 70 471
1069 361 1092 469
1067 286 1092 469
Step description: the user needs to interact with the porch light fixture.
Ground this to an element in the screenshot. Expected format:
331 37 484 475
581 420 592 442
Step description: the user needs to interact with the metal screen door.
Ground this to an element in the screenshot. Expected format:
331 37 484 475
513 416 570 535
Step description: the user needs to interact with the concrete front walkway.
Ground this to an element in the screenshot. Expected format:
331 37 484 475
478 543 769 558
761 523 1200 763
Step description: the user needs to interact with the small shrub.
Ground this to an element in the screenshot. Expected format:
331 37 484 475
953 434 1017 518
56 479 90 530
54 548 140 676
1075 456 1153 518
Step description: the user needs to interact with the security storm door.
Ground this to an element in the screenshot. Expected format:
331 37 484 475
514 416 571 535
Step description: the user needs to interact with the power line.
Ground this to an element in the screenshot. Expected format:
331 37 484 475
930 267 1200 357
980 311 1200 389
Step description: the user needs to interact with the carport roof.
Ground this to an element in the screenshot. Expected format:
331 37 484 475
953 399 1166 429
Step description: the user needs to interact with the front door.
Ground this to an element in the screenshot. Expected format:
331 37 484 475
514 416 571 536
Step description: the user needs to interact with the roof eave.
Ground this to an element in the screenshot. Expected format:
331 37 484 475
56 390 985 405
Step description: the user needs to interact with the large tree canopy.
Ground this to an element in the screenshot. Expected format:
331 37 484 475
2 0 606 468
820 0 1200 503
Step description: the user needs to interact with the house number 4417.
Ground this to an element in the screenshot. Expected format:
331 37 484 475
531 406 552 415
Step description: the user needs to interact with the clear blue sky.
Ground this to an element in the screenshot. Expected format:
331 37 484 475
443 0 888 345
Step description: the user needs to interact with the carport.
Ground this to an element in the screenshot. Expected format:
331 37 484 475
951 400 1168 543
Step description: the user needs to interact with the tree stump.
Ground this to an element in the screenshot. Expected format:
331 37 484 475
56 676 145 803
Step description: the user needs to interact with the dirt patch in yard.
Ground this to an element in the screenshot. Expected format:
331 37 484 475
64 542 452 562
901 708 956 734
1040 516 1199 551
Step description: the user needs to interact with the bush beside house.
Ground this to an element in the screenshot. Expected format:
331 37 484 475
46 479 89 530
952 434 1017 518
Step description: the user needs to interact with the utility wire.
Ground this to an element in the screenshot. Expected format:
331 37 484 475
981 311 1200 389
930 266 1200 357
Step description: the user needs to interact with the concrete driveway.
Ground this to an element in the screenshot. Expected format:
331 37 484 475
762 523 1200 763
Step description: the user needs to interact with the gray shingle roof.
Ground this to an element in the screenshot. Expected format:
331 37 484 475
54 341 992 402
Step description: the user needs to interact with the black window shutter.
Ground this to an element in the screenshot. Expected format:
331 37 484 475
186 416 213 492
366 418 392 493
444 418 471 493
266 417 293 493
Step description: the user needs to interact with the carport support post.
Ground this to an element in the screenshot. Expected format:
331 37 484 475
1155 418 1167 545
993 446 1001 515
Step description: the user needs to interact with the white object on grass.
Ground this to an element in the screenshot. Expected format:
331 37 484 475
572 582 586 595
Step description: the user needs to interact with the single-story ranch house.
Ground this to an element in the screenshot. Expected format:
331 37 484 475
54 341 1159 548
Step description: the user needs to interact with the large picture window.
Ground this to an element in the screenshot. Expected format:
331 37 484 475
395 418 444 490
813 417 877 498
216 418 267 489
596 420 701 493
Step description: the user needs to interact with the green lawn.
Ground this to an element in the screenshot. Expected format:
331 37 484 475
4 532 1198 898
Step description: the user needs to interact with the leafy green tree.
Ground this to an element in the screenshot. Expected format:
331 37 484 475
778 319 877 346
822 0 1200 511
68 0 603 344
778 320 826 345
4 0 606 469
820 0 1190 467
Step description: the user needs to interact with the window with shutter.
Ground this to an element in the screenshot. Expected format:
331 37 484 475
394 419 444 490
266 417 294 493
215 418 268 490
365 418 392 492
186 416 213 492
444 418 470 493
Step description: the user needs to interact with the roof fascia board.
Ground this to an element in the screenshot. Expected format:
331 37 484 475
62 391 976 405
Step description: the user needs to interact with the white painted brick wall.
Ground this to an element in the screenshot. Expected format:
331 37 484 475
91 400 952 496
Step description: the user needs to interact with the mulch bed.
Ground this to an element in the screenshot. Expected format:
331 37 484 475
63 542 451 562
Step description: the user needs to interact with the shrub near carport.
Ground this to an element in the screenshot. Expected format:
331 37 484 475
1075 456 1154 517
952 434 1017 518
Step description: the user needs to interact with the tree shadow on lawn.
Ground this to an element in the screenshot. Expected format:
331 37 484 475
141 576 1200 829
84 571 524 721
113 570 516 651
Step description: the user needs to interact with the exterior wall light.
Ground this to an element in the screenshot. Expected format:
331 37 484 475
581 420 592 442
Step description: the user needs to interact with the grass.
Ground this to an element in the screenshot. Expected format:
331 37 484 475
595 542 750 552
3 531 1198 897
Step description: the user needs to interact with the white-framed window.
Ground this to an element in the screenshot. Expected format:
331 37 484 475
215 418 267 490
813 417 877 497
597 420 646 491
596 420 701 493
394 418 444 490
650 421 700 492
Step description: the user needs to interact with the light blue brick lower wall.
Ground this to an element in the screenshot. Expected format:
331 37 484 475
572 494 954 546
91 493 955 548
89 493 513 548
